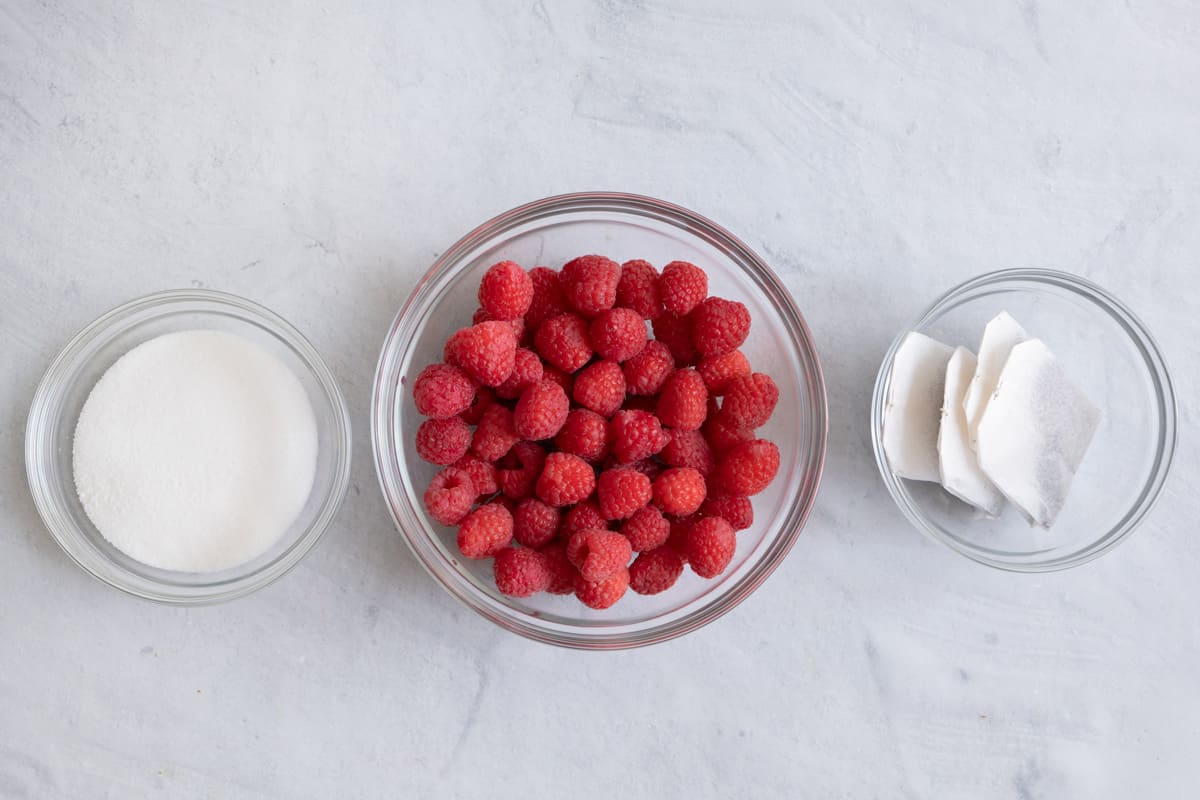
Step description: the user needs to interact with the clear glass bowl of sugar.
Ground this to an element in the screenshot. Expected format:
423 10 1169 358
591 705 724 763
871 269 1177 571
25 289 353 603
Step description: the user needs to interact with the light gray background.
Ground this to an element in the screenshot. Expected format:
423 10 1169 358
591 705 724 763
2 1 1197 797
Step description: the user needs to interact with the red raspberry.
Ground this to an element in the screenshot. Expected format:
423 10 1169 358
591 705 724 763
629 546 685 595
659 260 708 316
622 339 674 396
596 467 653 520
471 404 518 461
651 313 696 365
492 546 551 597
423 467 476 525
494 347 543 400
513 497 560 548
608 409 670 464
567 529 632 582
700 493 754 531
453 455 498 497
656 368 709 431
535 452 597 507
457 502 513 559
721 373 779 429
478 260 533 321
458 386 495 426
539 542 577 594
702 412 754 454
697 350 751 396
615 258 662 319
685 516 736 578
554 408 609 462
540 364 573 396
666 515 698 560
472 307 525 342
513 380 569 441
412 363 476 419
652 467 707 516
415 416 472 465
444 321 518 387
623 458 663 482
559 254 620 317
714 439 780 496
588 308 648 362
497 441 546 499
560 500 609 539
534 313 593 373
662 428 716 476
574 566 629 609
690 297 750 358
621 505 670 551
525 266 570 331
572 360 626 417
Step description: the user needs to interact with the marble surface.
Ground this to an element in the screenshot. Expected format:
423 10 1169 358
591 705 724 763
1 1 1198 797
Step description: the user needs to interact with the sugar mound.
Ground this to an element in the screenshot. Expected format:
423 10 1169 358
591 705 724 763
883 332 954 482
937 347 1005 516
963 311 1028 452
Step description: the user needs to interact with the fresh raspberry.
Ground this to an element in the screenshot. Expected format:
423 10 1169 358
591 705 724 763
472 307 525 342
415 416 472 465
535 452 597 507
540 364 573 396
453 455 498 497
567 529 632 582
620 505 670 551
524 266 570 332
560 500 609 539
656 368 709 431
539 542 577 594
697 350 751 396
457 503 513 559
513 497 560 548
412 363 476 419
588 308 648 362
662 428 716 476
534 313 593 373
494 347 543 400
702 412 754 454
608 409 670 464
714 439 780 496
652 467 707 516
615 259 662 320
690 297 750 358
685 517 736 578
492 546 551 597
651 313 697 365
471 404 519 461
623 458 663 482
478 260 533 321
444 321 518 386
629 546 685 595
497 441 546 499
666 515 698 560
559 254 620 317
574 566 629 610
596 468 653 520
423 467 476 525
458 386 495 425
572 360 626 417
659 260 708 316
554 408 609 462
720 373 779 429
622 339 674 396
700 493 754 530
513 380 569 441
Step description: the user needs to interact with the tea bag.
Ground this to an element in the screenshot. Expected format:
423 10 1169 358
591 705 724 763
937 347 1005 516
883 332 954 482
963 311 1028 451
976 339 1101 528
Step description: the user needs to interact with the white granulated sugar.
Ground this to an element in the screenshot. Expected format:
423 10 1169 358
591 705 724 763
937 347 1005 516
883 331 954 482
962 311 1028 452
73 329 319 572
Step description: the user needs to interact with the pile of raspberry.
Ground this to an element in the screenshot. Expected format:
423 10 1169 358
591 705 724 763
412 255 780 610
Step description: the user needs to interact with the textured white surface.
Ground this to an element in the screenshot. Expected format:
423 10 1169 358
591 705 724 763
1 1 1198 797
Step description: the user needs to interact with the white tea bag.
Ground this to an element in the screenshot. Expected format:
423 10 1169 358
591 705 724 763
963 311 1028 452
883 332 955 482
976 339 1101 528
937 347 1005 516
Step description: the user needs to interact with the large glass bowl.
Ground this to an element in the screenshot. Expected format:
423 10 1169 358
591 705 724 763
372 192 827 648
25 289 353 603
871 269 1176 571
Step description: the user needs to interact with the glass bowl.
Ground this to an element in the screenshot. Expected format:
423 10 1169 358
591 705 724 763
372 192 827 648
25 289 353 604
871 269 1176 571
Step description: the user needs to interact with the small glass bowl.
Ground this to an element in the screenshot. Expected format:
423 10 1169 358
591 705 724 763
25 289 352 603
871 269 1177 571
373 192 828 648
